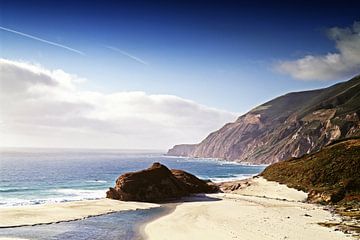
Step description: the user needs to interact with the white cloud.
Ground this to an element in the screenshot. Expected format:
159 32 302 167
0 59 237 150
275 21 360 81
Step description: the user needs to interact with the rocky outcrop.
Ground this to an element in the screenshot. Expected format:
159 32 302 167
106 162 218 202
168 75 360 164
307 189 346 204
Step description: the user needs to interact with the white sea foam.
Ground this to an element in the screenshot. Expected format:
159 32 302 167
208 174 257 183
53 188 106 199
0 189 107 207
85 180 108 183
175 156 268 167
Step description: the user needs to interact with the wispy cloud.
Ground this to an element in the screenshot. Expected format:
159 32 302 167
0 26 85 55
106 46 148 65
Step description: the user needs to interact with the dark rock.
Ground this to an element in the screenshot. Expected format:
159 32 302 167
171 169 219 193
230 183 242 191
106 187 121 199
217 179 254 192
106 162 218 203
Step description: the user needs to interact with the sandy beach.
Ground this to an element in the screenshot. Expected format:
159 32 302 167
0 177 356 240
0 199 159 228
144 177 355 240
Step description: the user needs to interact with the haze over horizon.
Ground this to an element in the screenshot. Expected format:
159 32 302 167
1 0 359 149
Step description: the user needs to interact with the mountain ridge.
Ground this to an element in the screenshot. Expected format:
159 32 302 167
168 75 360 164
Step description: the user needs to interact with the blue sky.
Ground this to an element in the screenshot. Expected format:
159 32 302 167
1 0 360 149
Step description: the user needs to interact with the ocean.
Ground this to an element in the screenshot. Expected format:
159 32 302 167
0 148 266 239
0 148 266 207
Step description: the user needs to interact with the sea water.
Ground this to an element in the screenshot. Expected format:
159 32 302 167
0 207 169 240
0 148 266 207
0 148 266 239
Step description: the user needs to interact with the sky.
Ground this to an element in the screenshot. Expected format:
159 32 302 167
0 0 360 150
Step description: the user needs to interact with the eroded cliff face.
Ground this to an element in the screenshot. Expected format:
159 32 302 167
167 76 360 164
168 144 197 157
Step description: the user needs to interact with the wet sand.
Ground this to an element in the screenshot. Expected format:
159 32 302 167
0 199 158 228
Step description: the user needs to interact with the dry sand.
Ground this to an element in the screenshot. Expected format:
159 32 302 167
219 176 308 201
0 198 158 228
144 177 354 240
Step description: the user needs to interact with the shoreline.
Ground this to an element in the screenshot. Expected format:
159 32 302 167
0 199 159 229
164 154 270 167
138 204 177 240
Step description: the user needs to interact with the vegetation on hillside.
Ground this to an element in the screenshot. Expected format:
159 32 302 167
261 138 360 203
261 139 360 235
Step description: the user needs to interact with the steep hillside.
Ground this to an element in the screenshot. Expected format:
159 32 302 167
261 138 360 204
168 75 360 164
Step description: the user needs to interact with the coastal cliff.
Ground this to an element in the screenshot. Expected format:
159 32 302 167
168 76 360 164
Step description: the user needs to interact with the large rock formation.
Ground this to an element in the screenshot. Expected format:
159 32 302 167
168 75 360 164
106 162 218 202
